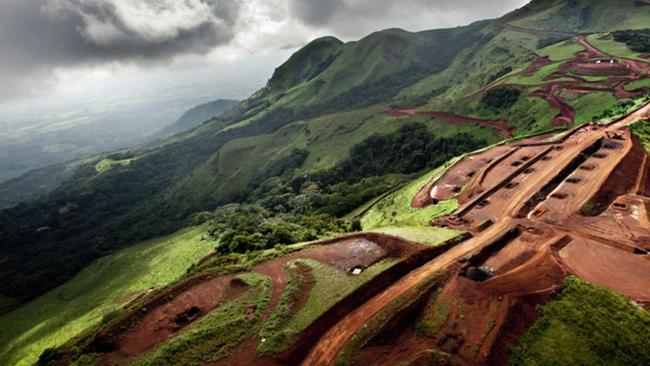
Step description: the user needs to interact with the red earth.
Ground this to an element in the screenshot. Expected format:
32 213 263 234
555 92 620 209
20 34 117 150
389 108 514 138
301 101 650 366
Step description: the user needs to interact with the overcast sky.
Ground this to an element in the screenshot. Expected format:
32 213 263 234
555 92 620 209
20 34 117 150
0 0 528 107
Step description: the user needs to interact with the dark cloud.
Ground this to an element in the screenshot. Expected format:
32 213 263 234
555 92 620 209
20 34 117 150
287 0 528 36
0 0 529 102
0 0 241 100
288 0 344 26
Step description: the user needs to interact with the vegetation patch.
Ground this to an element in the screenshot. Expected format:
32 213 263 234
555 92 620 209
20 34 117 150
480 87 522 110
259 259 399 355
208 205 354 255
631 119 650 151
313 123 487 186
612 29 650 53
0 226 213 366
134 274 272 366
415 288 451 338
594 92 650 124
510 276 650 366
359 161 461 229
257 261 314 355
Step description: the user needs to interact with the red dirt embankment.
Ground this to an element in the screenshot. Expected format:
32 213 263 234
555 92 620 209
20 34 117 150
581 134 646 216
411 146 514 208
578 36 606 58
531 84 575 126
94 232 429 365
559 238 650 303
523 56 553 77
389 108 514 138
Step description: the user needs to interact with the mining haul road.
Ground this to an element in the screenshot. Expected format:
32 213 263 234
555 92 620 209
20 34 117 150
301 101 650 366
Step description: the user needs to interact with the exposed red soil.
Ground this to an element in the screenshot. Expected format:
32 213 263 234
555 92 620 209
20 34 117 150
569 61 631 76
378 237 570 366
560 237 650 302
531 84 576 126
93 232 430 366
578 36 606 58
97 274 234 365
298 238 388 271
411 145 513 208
522 56 553 77
389 108 514 138
299 102 650 366
580 133 645 216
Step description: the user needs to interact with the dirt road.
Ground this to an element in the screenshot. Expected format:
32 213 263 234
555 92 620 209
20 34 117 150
301 101 650 366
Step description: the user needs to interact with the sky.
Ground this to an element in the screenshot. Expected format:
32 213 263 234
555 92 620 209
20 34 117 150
0 0 528 106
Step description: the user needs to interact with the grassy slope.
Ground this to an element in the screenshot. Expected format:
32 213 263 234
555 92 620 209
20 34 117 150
359 163 459 229
179 107 502 203
134 273 272 366
400 26 576 136
510 277 650 366
0 225 213 366
587 33 645 59
631 119 650 151
538 39 585 61
257 258 399 355
511 0 650 32
567 92 619 125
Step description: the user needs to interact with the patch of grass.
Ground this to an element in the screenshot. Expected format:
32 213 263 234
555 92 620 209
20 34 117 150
508 62 563 85
134 273 272 365
568 92 619 125
257 261 313 355
538 40 584 61
260 258 399 354
0 225 214 366
94 158 134 173
510 276 650 366
631 119 650 152
626 78 650 91
587 34 645 60
367 226 461 246
188 242 310 277
359 162 460 229
415 289 451 338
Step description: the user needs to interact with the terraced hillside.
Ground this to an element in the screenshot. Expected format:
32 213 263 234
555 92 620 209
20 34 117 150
2 1 650 365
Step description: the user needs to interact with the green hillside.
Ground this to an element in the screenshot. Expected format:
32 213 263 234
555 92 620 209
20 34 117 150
1 0 650 336
0 225 213 366
155 99 240 138
2 0 650 365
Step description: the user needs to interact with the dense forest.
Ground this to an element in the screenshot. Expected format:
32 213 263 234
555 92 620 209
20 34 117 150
481 87 522 110
613 29 650 53
209 123 485 254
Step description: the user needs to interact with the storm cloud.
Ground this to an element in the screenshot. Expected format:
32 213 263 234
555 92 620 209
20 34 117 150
0 0 240 99
0 0 528 101
287 0 528 37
